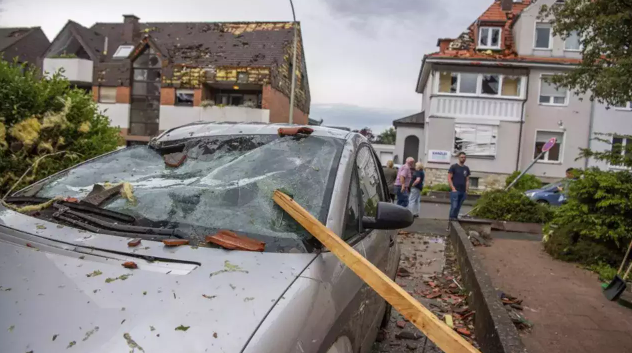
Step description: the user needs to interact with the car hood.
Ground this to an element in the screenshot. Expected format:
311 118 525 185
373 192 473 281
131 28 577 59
0 208 317 353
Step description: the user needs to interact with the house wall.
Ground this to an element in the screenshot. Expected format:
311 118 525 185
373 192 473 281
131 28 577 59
394 125 425 165
424 117 520 175
520 68 591 178
262 84 308 125
589 103 632 170
513 0 582 60
159 106 270 131
97 103 130 129
372 144 395 166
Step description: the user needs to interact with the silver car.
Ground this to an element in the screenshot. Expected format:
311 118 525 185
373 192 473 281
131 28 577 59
0 123 410 353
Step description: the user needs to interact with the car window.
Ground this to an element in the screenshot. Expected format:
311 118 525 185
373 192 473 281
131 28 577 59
342 171 361 241
31 135 344 253
356 146 384 218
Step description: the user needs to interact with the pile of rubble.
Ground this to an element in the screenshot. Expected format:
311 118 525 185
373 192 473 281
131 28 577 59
499 292 533 331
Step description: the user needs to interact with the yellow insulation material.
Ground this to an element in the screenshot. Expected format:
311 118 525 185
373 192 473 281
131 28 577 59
2 197 63 213
77 121 91 133
9 117 41 148
42 97 72 130
0 121 7 150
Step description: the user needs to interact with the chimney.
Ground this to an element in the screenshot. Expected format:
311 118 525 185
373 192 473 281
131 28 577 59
501 0 514 12
437 39 452 53
122 14 140 44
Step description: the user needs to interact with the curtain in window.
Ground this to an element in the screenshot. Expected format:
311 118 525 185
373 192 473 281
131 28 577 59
454 124 497 156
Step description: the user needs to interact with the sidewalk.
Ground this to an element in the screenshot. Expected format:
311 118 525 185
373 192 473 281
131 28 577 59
476 234 632 353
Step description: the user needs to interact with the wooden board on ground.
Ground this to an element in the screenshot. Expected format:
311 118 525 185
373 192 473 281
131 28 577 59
273 190 480 353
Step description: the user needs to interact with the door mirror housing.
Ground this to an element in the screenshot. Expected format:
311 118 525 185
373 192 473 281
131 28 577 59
362 202 414 230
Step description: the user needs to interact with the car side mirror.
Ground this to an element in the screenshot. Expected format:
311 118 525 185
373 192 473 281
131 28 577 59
362 202 414 230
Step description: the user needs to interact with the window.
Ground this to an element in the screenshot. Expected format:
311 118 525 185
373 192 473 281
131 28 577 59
535 23 552 49
356 147 383 218
113 45 134 59
469 177 479 189
438 72 457 93
539 75 568 105
615 102 632 110
534 131 564 162
454 124 498 157
436 71 524 98
565 30 581 51
481 75 500 95
130 46 161 136
175 89 194 106
459 73 478 94
237 72 249 83
479 27 501 49
611 137 632 167
501 76 521 97
215 91 261 108
342 171 361 240
99 87 117 103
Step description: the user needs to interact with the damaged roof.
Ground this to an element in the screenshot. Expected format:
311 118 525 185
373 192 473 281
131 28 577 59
90 21 297 67
0 27 39 51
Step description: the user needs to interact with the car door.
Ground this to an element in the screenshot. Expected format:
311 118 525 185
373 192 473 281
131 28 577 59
352 145 393 352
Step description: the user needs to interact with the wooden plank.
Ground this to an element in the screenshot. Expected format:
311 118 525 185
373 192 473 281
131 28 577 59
273 191 480 353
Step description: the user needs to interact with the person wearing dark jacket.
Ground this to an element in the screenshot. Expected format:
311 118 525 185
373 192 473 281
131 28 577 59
382 160 398 202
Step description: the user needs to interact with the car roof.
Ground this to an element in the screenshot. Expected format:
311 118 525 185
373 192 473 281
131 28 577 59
152 122 354 145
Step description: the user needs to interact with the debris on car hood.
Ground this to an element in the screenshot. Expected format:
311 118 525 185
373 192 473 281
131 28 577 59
164 152 187 168
206 230 265 252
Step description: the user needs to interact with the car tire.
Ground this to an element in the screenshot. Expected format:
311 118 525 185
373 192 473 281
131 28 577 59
537 199 549 204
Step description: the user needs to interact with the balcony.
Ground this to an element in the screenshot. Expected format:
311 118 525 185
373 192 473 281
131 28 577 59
43 58 93 83
159 106 271 131
430 96 523 122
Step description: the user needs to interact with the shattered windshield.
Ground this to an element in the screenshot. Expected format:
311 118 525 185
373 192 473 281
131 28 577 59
32 134 344 253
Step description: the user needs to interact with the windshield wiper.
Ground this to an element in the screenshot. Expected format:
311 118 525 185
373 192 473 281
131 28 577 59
52 204 186 239
5 196 135 223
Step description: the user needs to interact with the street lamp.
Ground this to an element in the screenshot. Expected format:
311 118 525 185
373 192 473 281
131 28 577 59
288 0 298 125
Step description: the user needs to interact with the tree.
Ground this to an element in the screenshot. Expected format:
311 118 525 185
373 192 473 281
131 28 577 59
540 0 632 106
0 59 121 197
376 127 396 145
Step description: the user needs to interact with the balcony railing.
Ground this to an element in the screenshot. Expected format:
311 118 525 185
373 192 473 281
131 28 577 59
159 106 271 131
43 58 93 83
430 96 523 122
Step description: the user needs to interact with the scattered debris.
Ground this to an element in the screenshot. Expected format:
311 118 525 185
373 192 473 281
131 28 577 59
164 152 187 168
468 231 490 247
396 320 406 328
150 326 156 331
397 267 412 278
123 333 144 352
67 341 76 349
445 314 454 328
456 328 471 336
143 291 147 295
36 224 46 229
86 270 103 278
122 261 138 269
213 332 218 338
105 274 132 283
244 297 255 302
8 325 14 332
175 325 190 332
52 334 58 341
499 292 532 330
406 342 417 350
163 239 189 247
229 284 236 290
277 126 313 137
82 326 99 341
206 230 265 252
210 260 249 277
202 294 217 300
127 238 142 247
396 331 422 340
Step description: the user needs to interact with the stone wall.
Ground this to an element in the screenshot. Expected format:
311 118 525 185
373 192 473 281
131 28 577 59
424 167 509 191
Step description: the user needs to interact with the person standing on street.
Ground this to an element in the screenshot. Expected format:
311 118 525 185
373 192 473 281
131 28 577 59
382 160 398 202
394 157 414 207
408 162 425 218
448 152 470 223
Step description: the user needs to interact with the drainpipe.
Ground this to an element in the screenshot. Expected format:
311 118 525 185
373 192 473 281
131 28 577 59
585 98 595 169
515 69 530 171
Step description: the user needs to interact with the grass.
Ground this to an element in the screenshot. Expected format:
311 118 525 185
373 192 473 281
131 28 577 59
587 262 618 283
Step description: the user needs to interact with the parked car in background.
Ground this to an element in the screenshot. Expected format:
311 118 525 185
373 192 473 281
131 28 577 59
525 181 566 206
0 123 412 353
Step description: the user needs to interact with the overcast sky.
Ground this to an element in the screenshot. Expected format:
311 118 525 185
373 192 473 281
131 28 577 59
0 0 491 133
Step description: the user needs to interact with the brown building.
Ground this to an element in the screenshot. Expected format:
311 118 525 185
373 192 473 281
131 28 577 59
42 15 311 144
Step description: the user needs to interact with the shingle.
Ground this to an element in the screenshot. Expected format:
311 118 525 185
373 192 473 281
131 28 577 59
0 28 34 51
394 112 425 126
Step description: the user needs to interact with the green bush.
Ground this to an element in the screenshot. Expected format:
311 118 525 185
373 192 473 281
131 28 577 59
505 171 542 192
421 187 430 196
430 183 452 192
0 59 121 197
544 224 624 269
471 189 553 223
588 263 618 282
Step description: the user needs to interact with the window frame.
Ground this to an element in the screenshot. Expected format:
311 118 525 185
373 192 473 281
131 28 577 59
435 71 525 99
533 129 565 164
614 102 632 111
453 123 499 158
534 22 553 50
98 86 117 104
564 30 582 51
113 45 135 59
478 27 502 50
175 88 195 107
609 136 632 170
538 74 569 106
